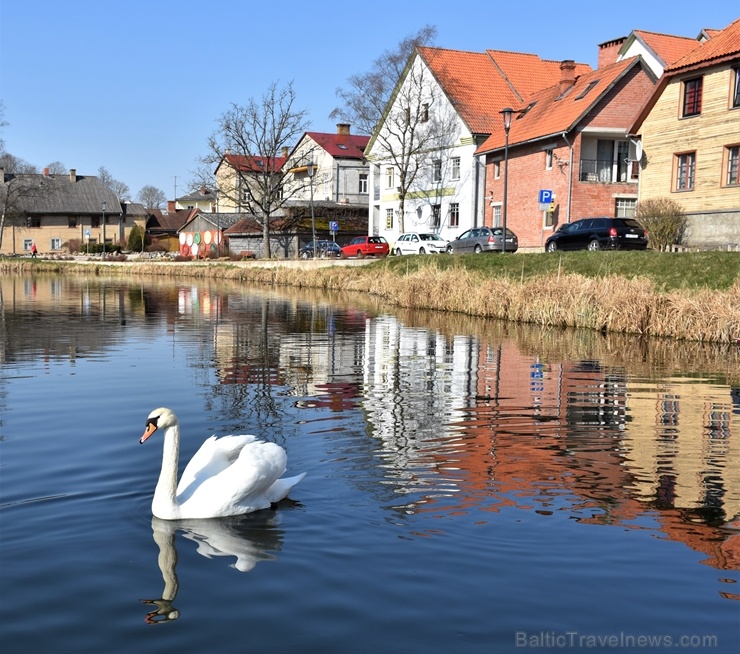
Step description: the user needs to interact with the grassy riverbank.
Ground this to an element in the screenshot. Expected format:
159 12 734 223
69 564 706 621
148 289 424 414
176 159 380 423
3 250 739 343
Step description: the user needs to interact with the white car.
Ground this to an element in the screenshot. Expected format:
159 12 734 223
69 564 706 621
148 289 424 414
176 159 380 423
393 232 451 255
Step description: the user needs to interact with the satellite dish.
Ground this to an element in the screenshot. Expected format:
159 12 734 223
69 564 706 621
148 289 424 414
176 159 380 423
635 141 643 160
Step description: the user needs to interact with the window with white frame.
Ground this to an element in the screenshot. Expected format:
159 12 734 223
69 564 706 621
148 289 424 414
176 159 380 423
733 67 740 109
494 161 501 179
51 238 62 250
492 204 501 227
726 145 739 186
451 157 460 180
545 149 553 169
449 202 459 227
432 204 441 228
386 167 395 189
359 173 368 194
23 239 33 251
386 208 394 229
421 103 429 122
432 159 442 183
615 198 637 218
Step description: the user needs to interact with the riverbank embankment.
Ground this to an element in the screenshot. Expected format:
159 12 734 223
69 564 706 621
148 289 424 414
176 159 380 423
2 251 739 344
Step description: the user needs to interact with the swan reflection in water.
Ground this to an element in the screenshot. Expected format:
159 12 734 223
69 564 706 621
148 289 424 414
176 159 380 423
141 508 288 624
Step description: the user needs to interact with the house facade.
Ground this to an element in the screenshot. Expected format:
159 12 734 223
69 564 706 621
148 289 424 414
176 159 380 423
477 57 658 250
213 151 288 214
629 17 740 248
365 46 591 246
175 187 218 212
0 168 130 255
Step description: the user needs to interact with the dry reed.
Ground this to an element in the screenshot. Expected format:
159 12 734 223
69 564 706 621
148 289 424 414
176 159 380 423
3 259 739 344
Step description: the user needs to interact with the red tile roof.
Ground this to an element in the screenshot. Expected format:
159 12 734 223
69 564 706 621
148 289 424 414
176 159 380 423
630 17 740 134
476 57 645 154
666 16 740 72
222 153 287 173
631 30 703 67
417 46 591 136
304 131 369 158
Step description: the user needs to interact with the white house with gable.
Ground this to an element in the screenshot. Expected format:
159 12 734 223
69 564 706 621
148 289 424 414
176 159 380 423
365 45 591 247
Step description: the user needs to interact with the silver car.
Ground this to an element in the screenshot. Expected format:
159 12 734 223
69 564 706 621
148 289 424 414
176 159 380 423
450 227 518 253
393 232 451 255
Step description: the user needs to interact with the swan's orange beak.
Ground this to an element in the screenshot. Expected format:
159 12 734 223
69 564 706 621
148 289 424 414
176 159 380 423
140 422 158 444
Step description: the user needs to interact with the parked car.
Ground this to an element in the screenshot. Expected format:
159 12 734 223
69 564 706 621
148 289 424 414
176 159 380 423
545 217 648 252
450 226 518 253
340 236 390 259
393 232 451 255
299 240 341 259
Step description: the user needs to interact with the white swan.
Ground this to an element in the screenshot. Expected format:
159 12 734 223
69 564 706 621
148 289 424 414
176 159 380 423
139 407 305 520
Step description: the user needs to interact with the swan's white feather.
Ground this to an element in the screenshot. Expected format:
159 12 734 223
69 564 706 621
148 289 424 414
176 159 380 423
141 408 304 520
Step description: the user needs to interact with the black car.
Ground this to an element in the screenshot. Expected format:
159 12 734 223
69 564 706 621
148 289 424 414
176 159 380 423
545 217 648 252
299 240 342 259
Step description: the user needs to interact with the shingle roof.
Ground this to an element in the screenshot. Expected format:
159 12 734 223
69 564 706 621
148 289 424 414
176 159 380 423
304 131 370 158
417 46 591 136
666 16 740 71
146 208 195 231
476 57 645 154
5 173 122 214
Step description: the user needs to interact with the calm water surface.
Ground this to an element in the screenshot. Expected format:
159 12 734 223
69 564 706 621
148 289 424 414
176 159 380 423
1 274 738 654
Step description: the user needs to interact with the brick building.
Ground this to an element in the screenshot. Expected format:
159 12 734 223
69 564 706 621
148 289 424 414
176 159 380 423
476 56 658 250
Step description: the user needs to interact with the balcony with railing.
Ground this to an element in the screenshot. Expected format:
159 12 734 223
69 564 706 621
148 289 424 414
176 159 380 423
579 158 637 183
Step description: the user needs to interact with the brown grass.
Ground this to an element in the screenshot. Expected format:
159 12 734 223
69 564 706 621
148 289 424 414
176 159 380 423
3 259 739 344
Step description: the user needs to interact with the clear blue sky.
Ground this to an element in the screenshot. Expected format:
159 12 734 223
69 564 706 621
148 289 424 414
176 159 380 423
1 0 736 203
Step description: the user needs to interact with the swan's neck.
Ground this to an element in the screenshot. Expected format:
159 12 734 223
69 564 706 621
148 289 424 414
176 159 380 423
152 423 181 519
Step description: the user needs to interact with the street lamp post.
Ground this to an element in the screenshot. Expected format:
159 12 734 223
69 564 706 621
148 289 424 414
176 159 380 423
307 161 316 258
500 107 514 254
101 201 107 259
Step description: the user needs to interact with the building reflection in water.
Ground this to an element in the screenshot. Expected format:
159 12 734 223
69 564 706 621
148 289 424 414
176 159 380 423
1 274 738 575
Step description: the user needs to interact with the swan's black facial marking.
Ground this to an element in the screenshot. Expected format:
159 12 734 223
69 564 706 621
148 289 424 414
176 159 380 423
140 416 160 444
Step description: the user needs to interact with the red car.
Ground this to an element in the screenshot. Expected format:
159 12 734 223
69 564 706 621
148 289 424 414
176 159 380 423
340 236 390 259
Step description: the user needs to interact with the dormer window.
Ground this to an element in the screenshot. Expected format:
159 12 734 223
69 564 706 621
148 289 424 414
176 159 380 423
575 80 599 100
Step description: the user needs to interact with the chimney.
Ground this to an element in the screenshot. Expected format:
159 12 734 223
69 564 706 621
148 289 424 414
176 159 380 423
200 186 207 195
69 168 77 183
559 60 577 94
597 36 626 69
167 200 176 212
43 167 50 177
336 123 351 135
281 147 289 158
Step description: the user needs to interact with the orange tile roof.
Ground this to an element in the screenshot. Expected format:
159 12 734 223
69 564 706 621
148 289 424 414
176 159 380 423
476 57 642 154
631 30 703 67
487 50 591 99
667 16 740 71
417 46 591 136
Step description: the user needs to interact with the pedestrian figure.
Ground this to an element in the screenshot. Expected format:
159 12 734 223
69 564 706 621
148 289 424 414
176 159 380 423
31 243 38 258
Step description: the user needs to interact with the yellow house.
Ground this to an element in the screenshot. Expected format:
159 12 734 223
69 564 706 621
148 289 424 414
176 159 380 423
630 17 740 248
213 151 288 213
0 168 134 255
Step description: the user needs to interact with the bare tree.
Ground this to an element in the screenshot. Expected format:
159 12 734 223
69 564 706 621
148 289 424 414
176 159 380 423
0 152 38 174
137 185 167 209
204 81 310 258
0 101 7 153
97 166 130 201
330 25 437 136
0 169 44 250
45 161 67 175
